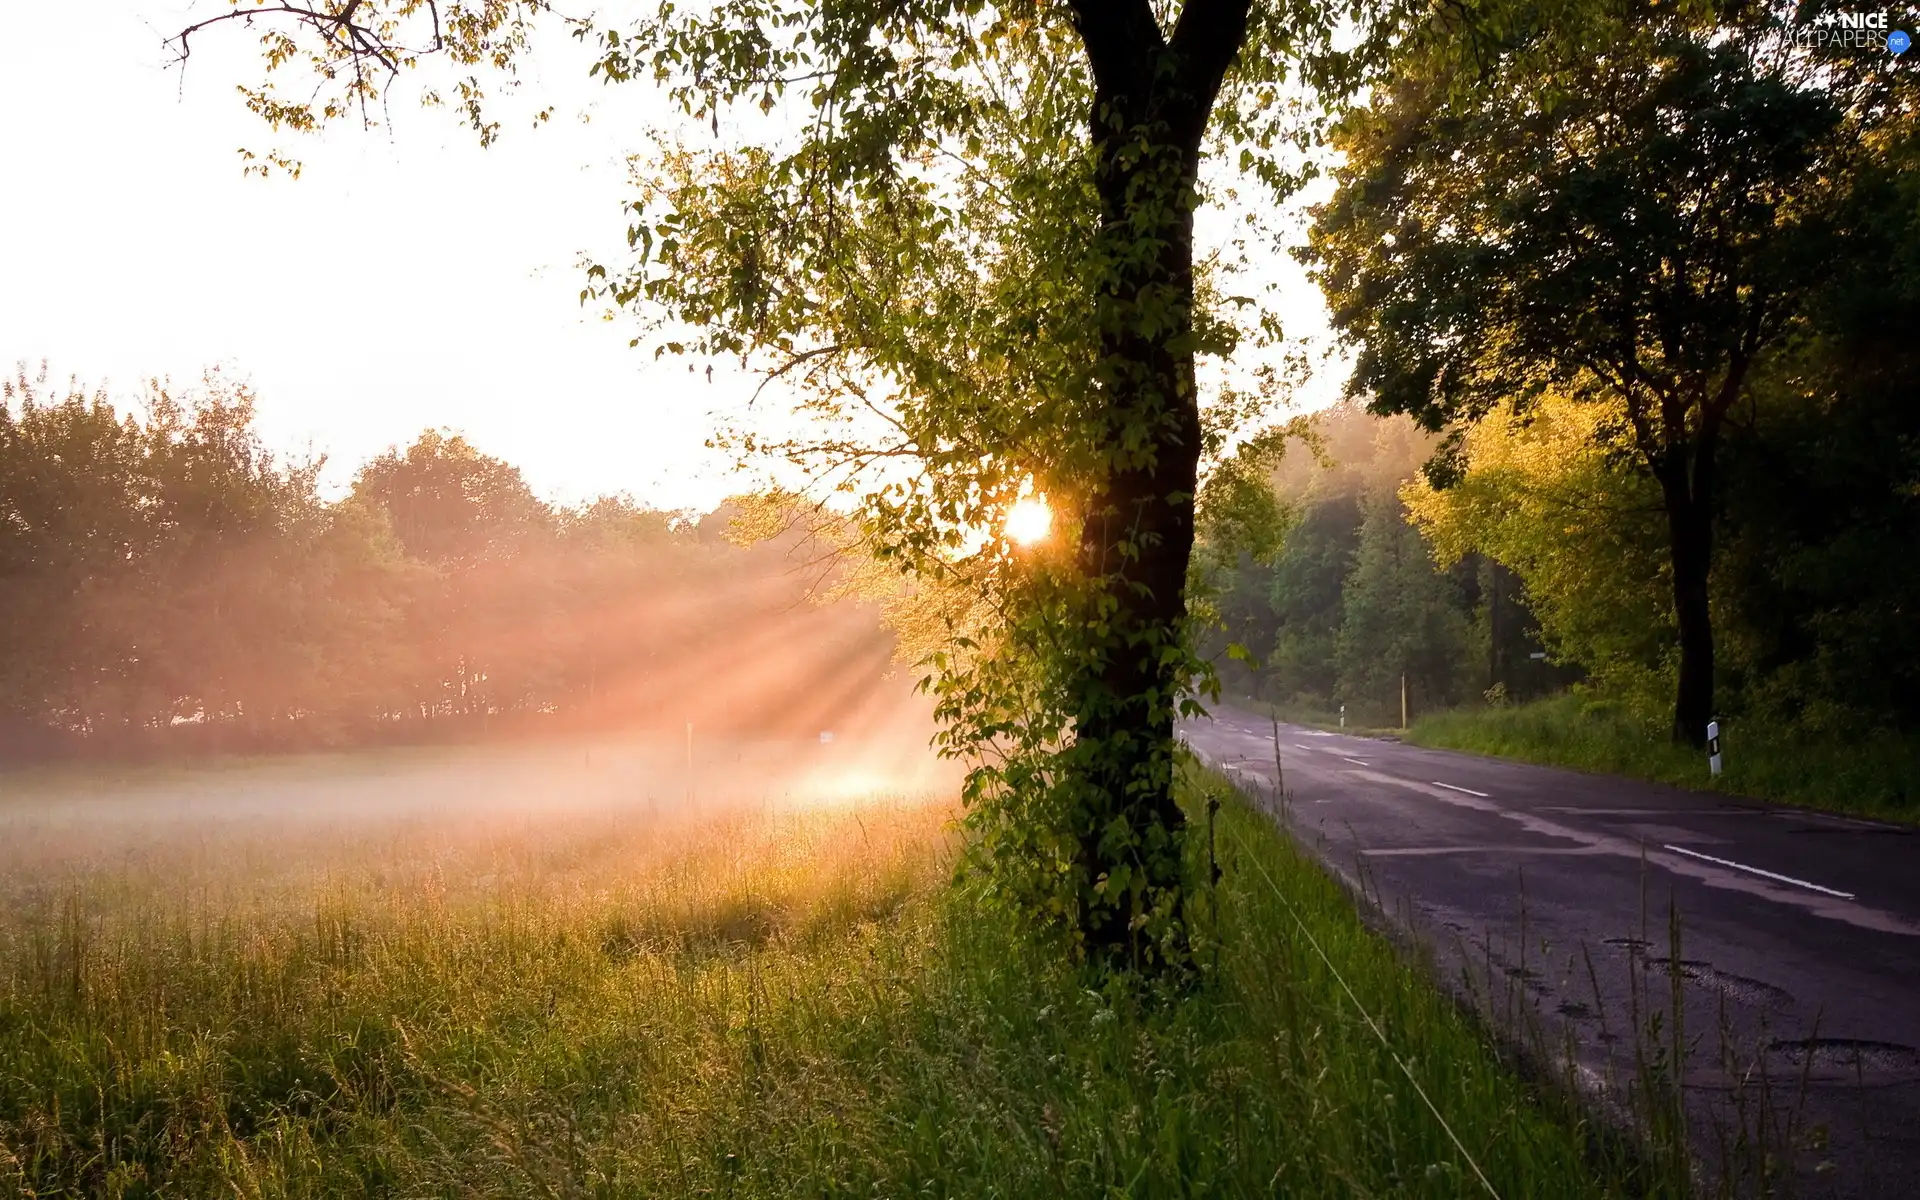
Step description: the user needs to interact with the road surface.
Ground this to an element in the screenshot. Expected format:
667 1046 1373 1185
1183 702 1920 1199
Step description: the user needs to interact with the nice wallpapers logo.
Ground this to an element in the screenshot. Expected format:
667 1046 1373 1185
1793 9 1913 54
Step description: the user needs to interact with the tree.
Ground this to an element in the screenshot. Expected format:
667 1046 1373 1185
1334 489 1472 724
1710 124 1920 735
354 430 551 567
0 371 148 749
1304 3 1909 744
1263 493 1360 705
351 430 555 720
178 0 1376 973
1404 394 1678 715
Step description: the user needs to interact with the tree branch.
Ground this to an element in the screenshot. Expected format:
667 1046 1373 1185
1062 0 1163 100
1168 0 1255 119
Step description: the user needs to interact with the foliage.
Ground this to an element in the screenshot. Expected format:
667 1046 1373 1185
1303 0 1916 744
168 0 553 174
1261 493 1361 702
0 765 1684 1196
1404 396 1677 720
1402 160 1920 737
1710 126 1920 735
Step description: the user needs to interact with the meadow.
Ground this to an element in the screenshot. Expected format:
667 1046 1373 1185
0 738 1682 1197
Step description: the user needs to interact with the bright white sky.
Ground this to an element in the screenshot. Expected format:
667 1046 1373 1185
0 2 1341 514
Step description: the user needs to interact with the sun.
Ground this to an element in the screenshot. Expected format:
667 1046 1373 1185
1005 496 1053 546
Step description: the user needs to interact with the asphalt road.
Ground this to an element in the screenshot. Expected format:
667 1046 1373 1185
1183 702 1920 1199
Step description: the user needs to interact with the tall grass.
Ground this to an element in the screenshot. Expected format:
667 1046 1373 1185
0 777 1679 1197
1408 694 1919 823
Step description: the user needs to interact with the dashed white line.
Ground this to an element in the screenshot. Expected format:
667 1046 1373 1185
1431 781 1491 798
1294 743 1316 752
1660 844 1856 900
1341 756 1370 766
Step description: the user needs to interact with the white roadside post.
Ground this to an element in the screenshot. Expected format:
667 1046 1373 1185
1707 719 1723 777
1339 704 1346 729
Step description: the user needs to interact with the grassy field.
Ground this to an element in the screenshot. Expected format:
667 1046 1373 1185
1406 694 1919 824
0 745 1682 1197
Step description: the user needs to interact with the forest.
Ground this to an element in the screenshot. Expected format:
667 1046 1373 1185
1209 364 1919 787
1209 406 1569 726
0 370 897 762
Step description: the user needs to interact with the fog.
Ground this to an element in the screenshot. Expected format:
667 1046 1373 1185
0 684 958 885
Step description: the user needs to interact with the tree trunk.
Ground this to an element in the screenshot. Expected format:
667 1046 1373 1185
1066 0 1249 969
1487 556 1504 694
1659 445 1717 747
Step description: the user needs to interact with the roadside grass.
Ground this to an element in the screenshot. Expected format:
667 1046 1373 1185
1406 693 1919 824
0 771 1679 1197
1231 695 1405 739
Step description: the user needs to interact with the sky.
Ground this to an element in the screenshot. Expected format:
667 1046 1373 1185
0 2 1342 513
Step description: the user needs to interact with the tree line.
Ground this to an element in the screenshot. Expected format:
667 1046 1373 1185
0 370 894 762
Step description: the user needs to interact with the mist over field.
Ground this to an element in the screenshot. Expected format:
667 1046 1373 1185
0 702 956 880
2 715 952 819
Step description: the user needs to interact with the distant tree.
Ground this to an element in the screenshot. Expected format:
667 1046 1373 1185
354 430 551 566
1334 490 1472 724
297 496 426 738
1265 492 1362 707
135 378 326 742
0 372 148 747
1 371 339 749
351 430 551 720
0 365 918 761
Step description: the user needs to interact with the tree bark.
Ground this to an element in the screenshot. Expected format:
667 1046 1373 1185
1658 435 1718 747
1065 0 1249 966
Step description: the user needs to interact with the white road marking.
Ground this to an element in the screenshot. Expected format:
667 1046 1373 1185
1197 738 1915 933
1540 806 1770 817
1660 844 1856 900
1341 756 1370 766
1363 845 1606 858
1432 781 1491 798
1294 743 1317 752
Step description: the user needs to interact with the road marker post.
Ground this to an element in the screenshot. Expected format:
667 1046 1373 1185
1707 719 1723 776
1339 704 1345 728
